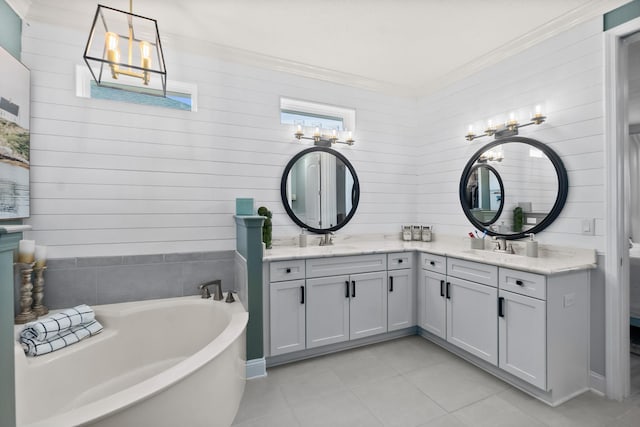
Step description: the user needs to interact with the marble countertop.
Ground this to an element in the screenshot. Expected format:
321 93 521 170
263 234 597 275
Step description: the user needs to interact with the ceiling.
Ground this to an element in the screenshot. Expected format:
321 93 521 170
8 0 630 96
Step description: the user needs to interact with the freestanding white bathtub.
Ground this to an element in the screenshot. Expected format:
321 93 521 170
14 296 248 427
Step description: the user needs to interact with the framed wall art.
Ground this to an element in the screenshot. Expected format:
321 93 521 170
0 46 29 219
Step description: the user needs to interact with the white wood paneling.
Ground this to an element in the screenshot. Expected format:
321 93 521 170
416 18 607 250
21 21 418 257
19 16 609 256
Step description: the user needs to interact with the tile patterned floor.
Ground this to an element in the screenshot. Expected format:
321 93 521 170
232 337 640 427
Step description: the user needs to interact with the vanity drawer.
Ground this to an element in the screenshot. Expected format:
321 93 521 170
420 253 447 274
270 260 306 282
499 268 546 300
306 254 387 278
388 252 413 270
447 257 498 287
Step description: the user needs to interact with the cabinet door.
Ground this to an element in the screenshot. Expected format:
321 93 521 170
306 275 350 348
419 270 447 339
446 278 498 365
349 271 388 339
269 280 306 356
387 269 414 331
499 290 547 390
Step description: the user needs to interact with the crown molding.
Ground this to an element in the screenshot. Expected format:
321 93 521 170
416 0 628 96
18 0 628 99
162 32 417 97
163 0 626 98
4 0 31 19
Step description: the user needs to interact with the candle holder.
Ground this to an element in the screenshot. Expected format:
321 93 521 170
14 262 37 324
32 265 49 317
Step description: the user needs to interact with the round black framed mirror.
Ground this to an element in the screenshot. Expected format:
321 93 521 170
463 164 505 226
459 136 568 240
280 146 360 234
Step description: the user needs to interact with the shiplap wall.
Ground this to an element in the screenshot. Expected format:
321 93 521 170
21 21 418 258
417 18 606 251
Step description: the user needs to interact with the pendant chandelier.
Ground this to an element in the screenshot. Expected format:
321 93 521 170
83 1 167 96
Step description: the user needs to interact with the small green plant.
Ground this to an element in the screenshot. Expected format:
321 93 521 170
513 207 523 233
257 206 272 249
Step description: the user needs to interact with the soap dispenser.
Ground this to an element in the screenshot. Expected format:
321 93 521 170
299 228 308 248
526 233 538 258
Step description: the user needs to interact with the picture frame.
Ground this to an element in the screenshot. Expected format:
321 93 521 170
0 46 30 219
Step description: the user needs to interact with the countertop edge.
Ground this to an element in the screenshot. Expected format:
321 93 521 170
262 244 597 275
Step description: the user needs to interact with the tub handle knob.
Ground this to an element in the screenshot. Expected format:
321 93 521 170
199 285 211 299
225 291 236 303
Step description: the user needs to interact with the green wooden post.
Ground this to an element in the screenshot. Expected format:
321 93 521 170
234 215 265 361
604 0 640 31
0 230 21 427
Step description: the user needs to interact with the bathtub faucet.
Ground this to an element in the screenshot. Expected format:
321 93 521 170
199 280 223 301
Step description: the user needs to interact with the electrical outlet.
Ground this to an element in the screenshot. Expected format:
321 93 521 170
581 218 595 236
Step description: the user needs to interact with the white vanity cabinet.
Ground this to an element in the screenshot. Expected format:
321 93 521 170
387 252 415 332
419 254 498 364
268 260 306 356
418 254 447 338
446 258 498 365
498 288 546 389
418 254 589 404
496 266 590 398
306 255 388 348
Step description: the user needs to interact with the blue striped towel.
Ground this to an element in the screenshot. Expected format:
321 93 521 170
20 305 95 342
20 319 104 357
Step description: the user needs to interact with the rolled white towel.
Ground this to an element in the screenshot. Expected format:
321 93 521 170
20 304 95 342
20 319 104 357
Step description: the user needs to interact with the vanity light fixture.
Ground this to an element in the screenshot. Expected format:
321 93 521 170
477 148 504 163
83 1 167 96
294 125 355 147
465 106 547 141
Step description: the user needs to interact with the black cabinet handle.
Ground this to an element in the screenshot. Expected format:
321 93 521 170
516 279 524 286
300 286 305 304
352 280 356 298
430 261 435 266
389 276 394 292
286 268 291 273
440 280 445 297
446 282 451 299
345 281 350 298
498 297 505 317
398 259 403 264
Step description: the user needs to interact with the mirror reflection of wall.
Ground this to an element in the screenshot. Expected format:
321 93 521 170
459 137 568 239
285 150 355 230
480 143 557 232
466 165 503 224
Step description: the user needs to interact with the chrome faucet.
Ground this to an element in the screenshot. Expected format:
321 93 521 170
319 232 334 246
492 237 515 254
199 280 223 301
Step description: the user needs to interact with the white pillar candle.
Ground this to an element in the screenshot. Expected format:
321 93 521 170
18 240 35 263
35 245 47 268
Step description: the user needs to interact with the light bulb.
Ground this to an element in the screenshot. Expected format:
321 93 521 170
105 32 119 51
140 41 152 69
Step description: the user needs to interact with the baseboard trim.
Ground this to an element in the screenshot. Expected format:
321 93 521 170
246 358 267 379
589 371 606 396
266 327 417 368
